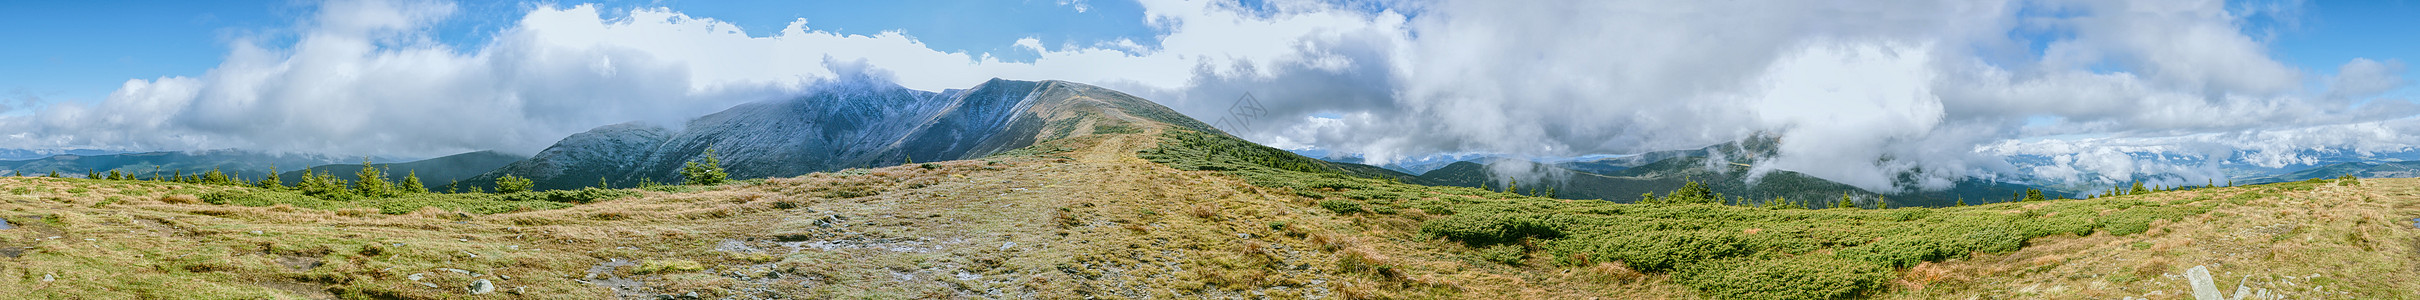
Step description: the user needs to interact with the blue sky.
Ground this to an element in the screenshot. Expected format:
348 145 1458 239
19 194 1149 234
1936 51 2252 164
3 0 2418 192
1 0 1169 104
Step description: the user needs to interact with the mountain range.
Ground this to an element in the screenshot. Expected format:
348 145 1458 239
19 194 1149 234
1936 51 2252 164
7 78 2417 205
456 77 1225 190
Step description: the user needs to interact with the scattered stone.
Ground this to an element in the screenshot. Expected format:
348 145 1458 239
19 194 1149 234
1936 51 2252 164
250 230 264 235
1001 241 1015 250
2188 266 2219 300
419 282 440 288
0 216 13 230
42 273 53 282
408 273 427 281
440 268 473 275
468 279 495 294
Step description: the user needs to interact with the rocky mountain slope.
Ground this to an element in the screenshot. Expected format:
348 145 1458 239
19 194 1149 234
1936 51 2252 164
461 77 1240 191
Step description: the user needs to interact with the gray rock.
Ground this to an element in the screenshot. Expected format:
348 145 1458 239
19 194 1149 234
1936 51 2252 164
2188 265 2219 300
469 279 495 294
0 216 13 229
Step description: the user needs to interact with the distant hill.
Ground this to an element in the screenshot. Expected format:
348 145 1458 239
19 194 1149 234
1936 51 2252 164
1417 155 2037 208
0 148 123 161
2242 161 2420 185
463 77 1232 191
279 151 524 191
0 150 351 180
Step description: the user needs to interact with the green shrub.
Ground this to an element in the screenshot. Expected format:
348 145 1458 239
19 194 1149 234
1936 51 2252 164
1318 199 1363 214
494 174 533 193
1478 244 1526 265
2097 206 2187 236
496 188 639 204
1421 212 1563 247
1672 255 1893 300
200 190 331 207
194 188 573 215
1551 230 1748 271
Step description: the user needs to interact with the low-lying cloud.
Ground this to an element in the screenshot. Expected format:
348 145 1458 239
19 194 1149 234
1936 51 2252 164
1 0 2412 193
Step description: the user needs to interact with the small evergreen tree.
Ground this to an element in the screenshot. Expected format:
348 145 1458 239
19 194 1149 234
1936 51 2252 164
681 149 729 186
2128 181 2149 195
1955 197 1966 207
257 166 284 189
354 159 391 198
496 174 533 193
398 170 429 194
47 170 60 178
297 170 356 201
1836 193 1853 209
2024 189 2045 202
201 168 230 185
86 170 101 179
107 170 123 180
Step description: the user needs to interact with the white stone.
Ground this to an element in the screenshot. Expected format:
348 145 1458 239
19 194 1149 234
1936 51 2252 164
2188 266 2220 300
468 279 495 294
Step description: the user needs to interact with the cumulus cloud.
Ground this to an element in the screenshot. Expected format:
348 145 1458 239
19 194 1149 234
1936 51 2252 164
2 0 2413 193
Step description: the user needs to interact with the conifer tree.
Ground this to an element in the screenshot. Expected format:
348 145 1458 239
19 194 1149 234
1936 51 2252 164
1955 197 1966 207
398 170 428 194
297 170 356 200
258 166 284 189
2024 189 2045 202
681 149 729 186
107 170 123 180
1836 193 1852 209
1876 195 1888 209
2129 181 2149 195
354 159 391 198
202 168 230 185
47 170 60 178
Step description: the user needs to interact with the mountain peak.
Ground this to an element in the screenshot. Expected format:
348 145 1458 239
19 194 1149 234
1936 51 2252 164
466 78 1195 190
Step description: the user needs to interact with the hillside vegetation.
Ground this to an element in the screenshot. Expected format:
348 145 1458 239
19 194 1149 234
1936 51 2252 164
0 125 2412 299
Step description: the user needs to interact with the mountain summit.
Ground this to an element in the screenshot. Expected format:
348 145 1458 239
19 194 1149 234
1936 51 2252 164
466 78 1211 190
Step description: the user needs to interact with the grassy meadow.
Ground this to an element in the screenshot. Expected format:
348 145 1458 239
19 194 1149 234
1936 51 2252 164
0 127 2411 299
